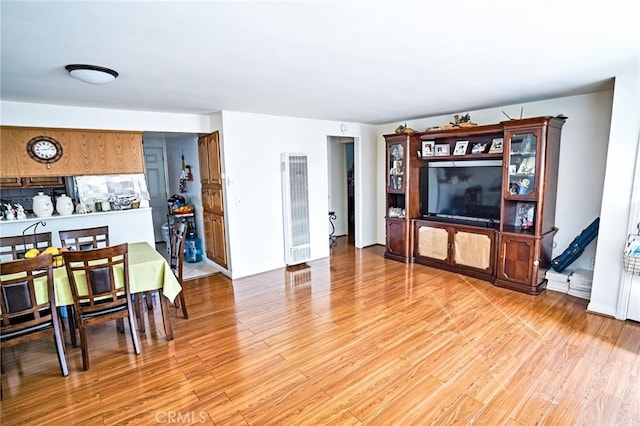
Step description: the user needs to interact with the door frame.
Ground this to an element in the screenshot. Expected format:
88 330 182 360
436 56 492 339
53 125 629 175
142 139 170 244
327 136 356 245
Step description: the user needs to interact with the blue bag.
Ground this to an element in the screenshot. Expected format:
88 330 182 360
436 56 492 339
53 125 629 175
551 217 599 272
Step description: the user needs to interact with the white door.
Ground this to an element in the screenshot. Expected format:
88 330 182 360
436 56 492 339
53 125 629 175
144 146 169 243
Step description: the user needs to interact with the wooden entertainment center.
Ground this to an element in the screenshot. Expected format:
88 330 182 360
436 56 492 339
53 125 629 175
384 116 566 295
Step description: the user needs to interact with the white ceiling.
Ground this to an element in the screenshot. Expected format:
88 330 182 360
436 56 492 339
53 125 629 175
1 1 638 125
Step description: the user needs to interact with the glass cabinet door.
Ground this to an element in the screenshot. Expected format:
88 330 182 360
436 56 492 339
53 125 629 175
507 133 537 198
388 142 405 192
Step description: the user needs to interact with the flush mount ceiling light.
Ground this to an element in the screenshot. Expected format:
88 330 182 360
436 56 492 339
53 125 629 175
65 64 118 84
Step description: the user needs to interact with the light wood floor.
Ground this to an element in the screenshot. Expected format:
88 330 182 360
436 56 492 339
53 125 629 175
2 238 639 425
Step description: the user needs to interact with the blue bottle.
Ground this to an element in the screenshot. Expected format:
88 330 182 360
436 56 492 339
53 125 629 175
184 232 203 263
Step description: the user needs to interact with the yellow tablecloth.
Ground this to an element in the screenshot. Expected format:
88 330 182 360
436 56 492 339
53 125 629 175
4 242 182 306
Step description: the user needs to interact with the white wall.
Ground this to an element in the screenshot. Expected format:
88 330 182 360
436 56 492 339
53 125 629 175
219 111 377 278
0 101 211 132
377 90 614 273
165 136 199 205
590 64 640 318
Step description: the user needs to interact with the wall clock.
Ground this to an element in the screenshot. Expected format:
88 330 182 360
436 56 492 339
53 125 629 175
26 136 63 168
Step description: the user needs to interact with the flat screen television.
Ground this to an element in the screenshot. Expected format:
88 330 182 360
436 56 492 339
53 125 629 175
420 160 502 225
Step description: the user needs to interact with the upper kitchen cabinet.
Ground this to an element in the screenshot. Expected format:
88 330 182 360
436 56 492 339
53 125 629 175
198 132 222 187
0 126 144 177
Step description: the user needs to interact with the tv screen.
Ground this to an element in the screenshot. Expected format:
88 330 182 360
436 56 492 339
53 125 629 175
420 160 502 222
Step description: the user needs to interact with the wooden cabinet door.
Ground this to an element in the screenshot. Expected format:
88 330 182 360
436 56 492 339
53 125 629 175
452 228 495 274
503 128 542 201
210 188 224 215
202 188 224 215
198 136 211 185
102 132 144 174
497 234 537 286
415 223 450 264
202 188 213 211
0 177 22 187
199 131 227 269
203 212 215 260
211 213 227 268
385 219 407 257
23 176 65 187
207 132 222 186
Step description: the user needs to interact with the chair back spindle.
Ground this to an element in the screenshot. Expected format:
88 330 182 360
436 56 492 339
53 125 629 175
0 233 52 261
59 226 109 251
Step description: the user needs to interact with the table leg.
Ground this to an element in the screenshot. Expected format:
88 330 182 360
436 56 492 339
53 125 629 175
160 294 174 341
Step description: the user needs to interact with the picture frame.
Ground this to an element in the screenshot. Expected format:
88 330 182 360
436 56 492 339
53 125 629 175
515 202 535 229
453 140 468 156
489 137 504 153
471 142 488 154
434 144 450 156
421 140 435 157
388 207 405 218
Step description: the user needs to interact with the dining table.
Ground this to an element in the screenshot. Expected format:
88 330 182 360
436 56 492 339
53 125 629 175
28 242 181 340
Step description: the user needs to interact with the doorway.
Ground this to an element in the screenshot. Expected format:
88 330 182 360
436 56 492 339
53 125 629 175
327 136 355 246
346 143 355 244
143 144 169 243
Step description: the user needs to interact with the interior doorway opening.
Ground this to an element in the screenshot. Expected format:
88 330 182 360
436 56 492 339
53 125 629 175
327 136 355 246
346 143 355 245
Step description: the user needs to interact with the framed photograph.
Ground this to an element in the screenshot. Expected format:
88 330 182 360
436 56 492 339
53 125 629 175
421 140 435 157
489 137 504 153
434 144 450 156
453 140 468 156
388 207 405 218
516 202 535 229
471 142 488 154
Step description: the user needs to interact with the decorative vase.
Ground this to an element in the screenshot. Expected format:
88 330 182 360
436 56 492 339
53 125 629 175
56 194 74 216
32 192 54 217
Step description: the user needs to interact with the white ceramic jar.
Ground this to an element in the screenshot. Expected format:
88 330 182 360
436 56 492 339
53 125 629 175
56 194 74 216
32 192 54 217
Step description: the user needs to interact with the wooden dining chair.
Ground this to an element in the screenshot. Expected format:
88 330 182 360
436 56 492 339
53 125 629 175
58 226 111 345
169 222 188 319
1 254 69 398
0 232 52 261
136 222 188 333
0 231 72 343
58 226 109 251
61 243 140 371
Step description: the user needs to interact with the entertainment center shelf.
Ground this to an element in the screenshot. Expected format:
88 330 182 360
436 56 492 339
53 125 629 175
384 116 566 295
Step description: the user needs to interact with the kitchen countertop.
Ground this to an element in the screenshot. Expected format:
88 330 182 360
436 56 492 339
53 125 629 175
0 207 156 248
0 207 153 225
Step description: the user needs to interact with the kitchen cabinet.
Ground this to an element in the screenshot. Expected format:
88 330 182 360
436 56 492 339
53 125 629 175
0 176 65 188
198 131 227 268
0 126 144 177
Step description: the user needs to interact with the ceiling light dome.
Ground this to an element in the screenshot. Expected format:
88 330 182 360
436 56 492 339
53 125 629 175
65 64 118 84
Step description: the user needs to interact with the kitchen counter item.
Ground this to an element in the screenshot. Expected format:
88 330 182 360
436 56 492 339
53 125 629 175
32 192 54 217
55 194 74 216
